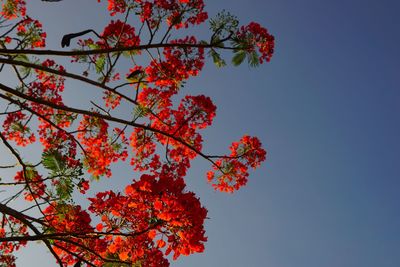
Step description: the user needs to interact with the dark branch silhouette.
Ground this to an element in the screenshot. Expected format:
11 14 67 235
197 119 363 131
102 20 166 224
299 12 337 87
61 29 95 48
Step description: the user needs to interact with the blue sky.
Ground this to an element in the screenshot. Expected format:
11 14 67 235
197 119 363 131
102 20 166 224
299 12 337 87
10 0 400 266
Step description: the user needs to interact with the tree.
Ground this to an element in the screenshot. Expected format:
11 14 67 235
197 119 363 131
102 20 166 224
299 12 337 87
0 0 274 266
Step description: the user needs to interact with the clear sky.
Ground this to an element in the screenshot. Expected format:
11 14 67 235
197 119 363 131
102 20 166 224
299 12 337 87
10 0 400 266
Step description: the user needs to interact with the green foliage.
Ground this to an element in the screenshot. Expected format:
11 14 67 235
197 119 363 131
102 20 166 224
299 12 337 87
209 49 226 68
232 50 246 66
24 167 37 181
133 104 149 120
209 11 260 67
95 55 106 74
102 254 142 267
126 70 145 83
248 51 260 67
55 176 74 201
42 150 66 175
11 122 27 132
14 54 33 76
13 54 29 63
88 43 100 50
42 150 83 201
231 48 260 67
209 10 239 42
122 49 140 57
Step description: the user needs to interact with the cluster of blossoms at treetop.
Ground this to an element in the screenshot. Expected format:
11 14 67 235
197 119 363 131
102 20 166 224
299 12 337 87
0 0 274 266
100 0 208 28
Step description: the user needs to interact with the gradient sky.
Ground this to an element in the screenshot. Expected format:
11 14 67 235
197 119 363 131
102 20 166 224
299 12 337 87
9 0 400 266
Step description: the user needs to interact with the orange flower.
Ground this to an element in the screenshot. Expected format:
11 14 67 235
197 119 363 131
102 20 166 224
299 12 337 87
118 251 129 261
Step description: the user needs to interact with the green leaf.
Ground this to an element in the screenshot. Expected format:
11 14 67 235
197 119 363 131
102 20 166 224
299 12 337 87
126 69 145 82
248 51 260 67
14 54 29 63
95 56 106 74
24 167 37 181
42 150 65 175
133 105 149 120
122 49 140 57
55 177 74 201
11 122 26 132
209 10 239 40
232 50 246 66
13 54 32 76
211 35 221 44
210 50 226 68
88 43 100 50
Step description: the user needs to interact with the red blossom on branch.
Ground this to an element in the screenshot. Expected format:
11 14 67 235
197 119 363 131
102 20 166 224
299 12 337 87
236 22 275 63
207 136 267 192
1 0 25 19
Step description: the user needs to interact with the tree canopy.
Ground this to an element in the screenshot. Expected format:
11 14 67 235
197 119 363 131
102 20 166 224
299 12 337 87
0 0 274 266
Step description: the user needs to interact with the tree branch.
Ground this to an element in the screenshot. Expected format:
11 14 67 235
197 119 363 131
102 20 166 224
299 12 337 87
0 41 239 57
0 83 220 169
0 203 63 266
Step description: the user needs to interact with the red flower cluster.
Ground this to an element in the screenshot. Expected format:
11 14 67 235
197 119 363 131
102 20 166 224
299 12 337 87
44 203 92 233
129 128 160 171
39 121 81 169
103 90 122 109
88 164 207 264
145 36 204 94
0 255 16 267
237 22 275 63
43 203 100 265
207 135 267 192
0 0 25 19
28 60 81 171
0 216 28 267
152 95 216 163
29 60 65 105
77 116 128 177
101 20 140 48
14 169 46 201
177 95 217 130
97 0 126 16
16 17 46 48
99 0 208 29
2 111 35 146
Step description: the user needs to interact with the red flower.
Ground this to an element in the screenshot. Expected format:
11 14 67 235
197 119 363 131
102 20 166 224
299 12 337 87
207 135 267 192
1 0 26 19
237 22 275 63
